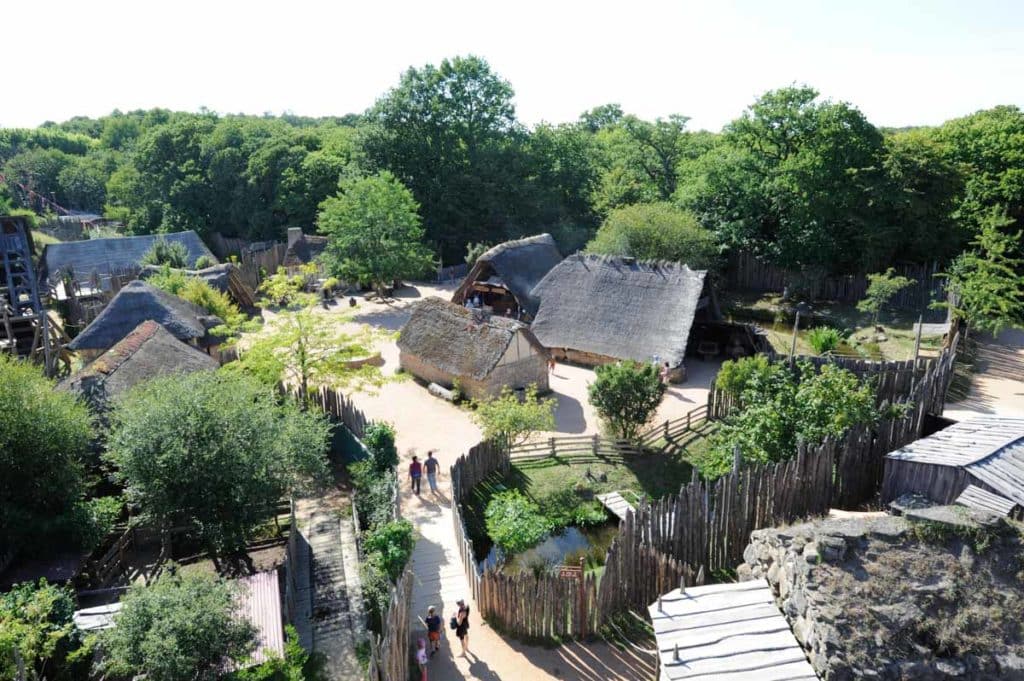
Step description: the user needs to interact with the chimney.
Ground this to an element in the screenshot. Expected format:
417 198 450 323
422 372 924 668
286 227 303 249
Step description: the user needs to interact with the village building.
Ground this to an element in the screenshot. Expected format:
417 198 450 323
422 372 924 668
882 415 1024 518
39 230 216 294
451 233 563 320
529 254 720 381
59 320 219 412
66 280 224 361
282 226 328 273
397 297 549 400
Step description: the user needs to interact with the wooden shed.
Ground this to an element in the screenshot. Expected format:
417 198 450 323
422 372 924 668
397 297 549 400
881 416 1024 518
451 234 563 320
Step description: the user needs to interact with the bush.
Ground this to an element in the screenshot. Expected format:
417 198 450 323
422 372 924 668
587 361 666 440
807 326 843 355
349 461 398 531
362 422 399 471
586 203 721 271
472 385 556 446
146 265 251 335
714 354 775 406
0 579 92 680
362 519 414 580
359 554 393 633
485 490 551 555
194 254 216 269
140 237 189 268
228 625 316 681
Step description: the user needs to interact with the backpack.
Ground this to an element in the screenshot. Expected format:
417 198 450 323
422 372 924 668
449 616 458 630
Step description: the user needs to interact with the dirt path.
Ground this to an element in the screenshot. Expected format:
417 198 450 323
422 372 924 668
944 328 1024 420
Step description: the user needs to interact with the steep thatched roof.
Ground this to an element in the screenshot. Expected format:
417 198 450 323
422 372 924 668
60 320 218 408
283 232 328 267
398 297 544 380
139 263 257 308
530 254 708 367
67 280 222 351
452 234 562 316
40 230 216 286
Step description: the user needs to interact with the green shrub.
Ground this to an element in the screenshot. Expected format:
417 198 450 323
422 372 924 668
362 422 398 471
194 254 216 269
349 461 398 530
472 385 556 446
485 490 551 555
0 579 93 680
359 554 392 633
587 361 665 440
807 326 843 354
362 519 414 580
140 237 189 268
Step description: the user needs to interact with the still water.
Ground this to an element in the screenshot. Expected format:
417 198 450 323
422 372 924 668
479 521 619 574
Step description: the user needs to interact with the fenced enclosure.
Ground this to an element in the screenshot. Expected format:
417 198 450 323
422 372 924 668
367 568 414 681
727 250 946 310
447 329 962 641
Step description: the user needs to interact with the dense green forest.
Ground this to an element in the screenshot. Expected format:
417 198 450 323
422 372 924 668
2 55 1022 273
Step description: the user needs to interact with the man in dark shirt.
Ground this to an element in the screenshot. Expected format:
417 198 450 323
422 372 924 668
423 605 442 655
424 450 440 495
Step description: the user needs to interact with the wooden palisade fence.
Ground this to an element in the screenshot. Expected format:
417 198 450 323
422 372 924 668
448 330 961 640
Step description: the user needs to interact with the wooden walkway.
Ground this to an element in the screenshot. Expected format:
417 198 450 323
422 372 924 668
647 580 818 680
596 491 635 521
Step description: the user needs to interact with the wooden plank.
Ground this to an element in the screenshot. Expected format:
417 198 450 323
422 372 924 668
955 484 1016 516
660 647 812 679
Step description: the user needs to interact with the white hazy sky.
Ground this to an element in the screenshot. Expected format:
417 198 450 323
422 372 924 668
4 0 1023 131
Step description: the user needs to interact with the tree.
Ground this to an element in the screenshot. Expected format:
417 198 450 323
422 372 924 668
704 360 878 477
587 361 666 441
140 237 189 268
99 569 257 681
857 268 915 325
940 209 1024 335
318 171 434 295
472 385 556 446
105 372 330 560
464 241 491 265
586 202 721 270
484 490 552 555
0 355 96 554
0 579 92 681
362 422 399 471
684 86 892 276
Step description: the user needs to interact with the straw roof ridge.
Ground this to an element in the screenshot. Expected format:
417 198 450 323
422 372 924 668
455 233 562 316
529 253 708 367
67 280 219 351
59 320 219 405
398 297 540 380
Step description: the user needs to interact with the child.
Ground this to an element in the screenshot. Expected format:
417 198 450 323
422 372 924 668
424 605 442 654
416 638 428 680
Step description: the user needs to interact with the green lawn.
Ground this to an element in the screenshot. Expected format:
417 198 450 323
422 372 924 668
463 425 715 553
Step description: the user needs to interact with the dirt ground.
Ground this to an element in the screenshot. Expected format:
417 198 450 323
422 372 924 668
289 281 718 458
944 328 1024 421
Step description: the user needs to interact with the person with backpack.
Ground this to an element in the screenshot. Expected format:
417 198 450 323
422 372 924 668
409 455 422 495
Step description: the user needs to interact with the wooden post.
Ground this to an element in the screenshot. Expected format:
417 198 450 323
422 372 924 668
578 556 586 638
680 574 686 595
673 642 680 663
549 437 556 458
593 434 599 455
687 410 692 430
732 445 742 475
912 314 923 365
789 310 801 366
664 420 670 438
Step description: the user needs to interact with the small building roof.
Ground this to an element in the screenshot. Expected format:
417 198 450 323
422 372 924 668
453 234 563 316
60 320 219 406
530 254 708 367
887 416 1024 507
73 602 123 632
237 570 285 665
397 297 544 381
40 230 216 286
282 230 328 268
67 280 221 351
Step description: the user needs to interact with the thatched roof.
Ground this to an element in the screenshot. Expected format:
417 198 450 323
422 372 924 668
530 254 708 367
40 230 216 286
398 297 544 380
283 231 328 267
60 320 218 407
139 263 257 308
67 280 222 351
453 234 563 316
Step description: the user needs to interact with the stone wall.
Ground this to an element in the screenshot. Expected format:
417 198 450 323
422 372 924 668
737 512 1024 680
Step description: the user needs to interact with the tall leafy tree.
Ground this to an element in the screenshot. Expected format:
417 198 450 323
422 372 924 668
318 171 433 294
105 372 330 560
586 202 721 270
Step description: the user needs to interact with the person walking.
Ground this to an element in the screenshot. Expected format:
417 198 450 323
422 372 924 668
454 598 471 656
660 361 671 384
424 451 440 495
409 456 422 495
416 638 429 680
424 605 442 655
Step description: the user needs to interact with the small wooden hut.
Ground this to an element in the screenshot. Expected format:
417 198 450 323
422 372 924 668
881 416 1024 518
60 320 219 412
529 254 718 381
66 280 224 361
451 234 563 320
397 297 549 400
282 227 328 273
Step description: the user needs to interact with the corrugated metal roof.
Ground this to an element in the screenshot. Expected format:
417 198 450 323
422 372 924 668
237 569 285 665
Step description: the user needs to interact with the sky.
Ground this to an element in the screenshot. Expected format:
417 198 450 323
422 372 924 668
4 0 1023 132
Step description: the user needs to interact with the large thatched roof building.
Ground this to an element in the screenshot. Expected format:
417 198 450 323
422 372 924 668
451 234 562 320
398 297 549 400
529 254 716 378
66 280 223 360
60 320 219 411
882 416 1024 518
40 230 216 288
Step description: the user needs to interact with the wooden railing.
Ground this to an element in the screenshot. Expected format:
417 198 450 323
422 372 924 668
637 404 710 449
86 526 135 586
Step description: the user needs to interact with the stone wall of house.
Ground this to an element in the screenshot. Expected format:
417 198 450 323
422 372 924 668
399 351 546 401
488 355 549 395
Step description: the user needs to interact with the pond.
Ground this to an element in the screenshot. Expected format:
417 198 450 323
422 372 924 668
478 521 619 575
